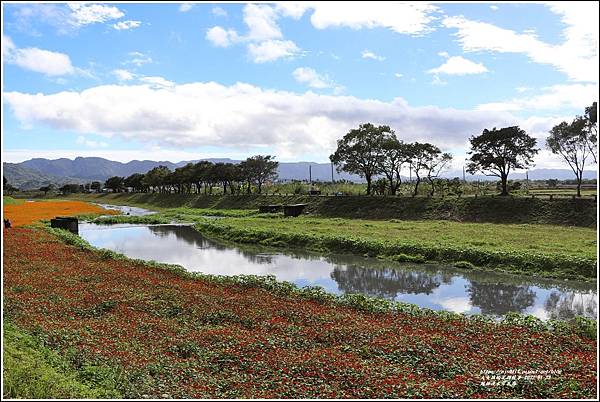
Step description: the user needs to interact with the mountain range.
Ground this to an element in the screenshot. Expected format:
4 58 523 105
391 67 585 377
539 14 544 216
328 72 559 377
3 157 597 190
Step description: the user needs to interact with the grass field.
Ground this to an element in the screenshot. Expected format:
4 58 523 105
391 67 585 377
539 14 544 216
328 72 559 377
3 196 24 205
191 215 596 280
3 321 121 399
3 227 596 398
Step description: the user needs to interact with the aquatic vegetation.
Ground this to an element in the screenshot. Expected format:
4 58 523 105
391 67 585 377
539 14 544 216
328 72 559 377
3 227 597 398
3 200 117 227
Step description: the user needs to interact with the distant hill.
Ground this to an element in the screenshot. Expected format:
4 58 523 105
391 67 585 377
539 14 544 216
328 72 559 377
3 157 596 190
3 163 86 189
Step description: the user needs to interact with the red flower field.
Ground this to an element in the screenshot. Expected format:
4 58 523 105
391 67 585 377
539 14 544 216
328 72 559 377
3 227 597 398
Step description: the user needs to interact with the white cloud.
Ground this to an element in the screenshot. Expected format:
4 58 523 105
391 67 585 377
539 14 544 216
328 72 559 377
113 20 141 30
361 50 385 61
443 2 599 82
179 3 194 13
212 6 227 17
10 3 130 35
4 81 532 160
124 51 153 66
307 3 439 35
244 4 283 41
205 4 300 63
139 76 175 88
490 5 499 11
427 55 488 75
394 73 404 78
205 26 239 48
293 67 332 89
112 69 135 81
76 135 108 148
67 3 124 26
477 84 597 112
247 40 300 63
3 36 74 76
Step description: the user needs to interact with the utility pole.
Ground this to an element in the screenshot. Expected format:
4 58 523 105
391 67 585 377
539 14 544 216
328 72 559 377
526 170 529 194
463 165 466 183
409 166 412 182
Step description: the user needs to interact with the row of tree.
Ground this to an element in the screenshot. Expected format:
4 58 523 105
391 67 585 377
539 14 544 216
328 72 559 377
103 155 278 195
330 102 597 196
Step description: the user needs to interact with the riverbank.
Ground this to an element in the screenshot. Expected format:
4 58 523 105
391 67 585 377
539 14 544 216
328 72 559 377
58 193 597 227
89 205 596 281
3 226 597 398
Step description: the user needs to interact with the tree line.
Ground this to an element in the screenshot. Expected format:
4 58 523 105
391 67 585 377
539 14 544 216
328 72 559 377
102 155 278 195
330 102 597 196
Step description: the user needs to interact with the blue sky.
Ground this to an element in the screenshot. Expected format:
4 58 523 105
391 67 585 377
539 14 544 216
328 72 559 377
2 2 598 169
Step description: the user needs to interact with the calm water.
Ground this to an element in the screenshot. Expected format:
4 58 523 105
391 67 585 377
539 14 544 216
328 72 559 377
94 203 156 216
78 223 598 320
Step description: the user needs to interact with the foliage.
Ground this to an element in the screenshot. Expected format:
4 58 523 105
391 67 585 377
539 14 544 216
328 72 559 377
547 104 597 197
3 321 122 398
330 123 393 195
105 176 125 192
467 126 539 195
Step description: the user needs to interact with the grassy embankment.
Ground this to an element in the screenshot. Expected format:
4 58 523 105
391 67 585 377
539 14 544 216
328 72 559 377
62 192 596 227
3 225 597 398
69 193 597 281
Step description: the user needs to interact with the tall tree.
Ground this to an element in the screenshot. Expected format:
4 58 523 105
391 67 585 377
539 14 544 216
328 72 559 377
242 155 279 194
104 176 125 192
124 174 145 193
330 123 391 195
547 117 593 197
424 150 453 196
466 126 538 196
404 142 428 197
584 102 597 164
379 135 408 195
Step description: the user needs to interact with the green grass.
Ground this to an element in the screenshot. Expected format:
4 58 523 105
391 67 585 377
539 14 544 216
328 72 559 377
61 192 597 227
192 216 597 280
3 196 24 205
2 321 122 399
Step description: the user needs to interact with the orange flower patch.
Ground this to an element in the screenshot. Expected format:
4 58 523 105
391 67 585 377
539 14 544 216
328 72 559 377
3 200 117 227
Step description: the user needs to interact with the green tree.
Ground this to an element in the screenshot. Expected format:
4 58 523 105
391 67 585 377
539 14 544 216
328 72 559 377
405 142 448 197
124 174 145 192
584 102 597 163
104 176 125 193
547 117 594 197
330 123 392 195
241 155 278 194
59 183 82 194
143 166 171 193
466 126 538 196
379 135 409 195
39 185 54 196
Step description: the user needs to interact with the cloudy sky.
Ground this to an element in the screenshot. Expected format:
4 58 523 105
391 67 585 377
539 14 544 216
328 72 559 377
2 2 598 170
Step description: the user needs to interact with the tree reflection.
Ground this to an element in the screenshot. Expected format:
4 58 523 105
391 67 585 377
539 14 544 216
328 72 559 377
467 282 536 316
147 225 274 264
331 265 449 299
544 291 597 320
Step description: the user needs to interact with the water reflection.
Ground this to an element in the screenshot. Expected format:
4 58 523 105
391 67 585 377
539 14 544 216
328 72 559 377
79 223 598 320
